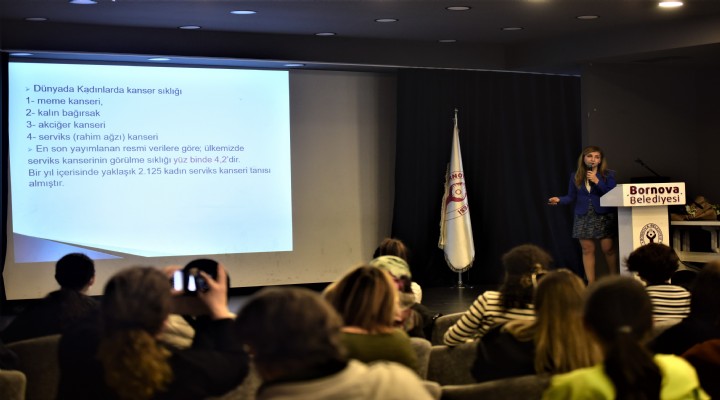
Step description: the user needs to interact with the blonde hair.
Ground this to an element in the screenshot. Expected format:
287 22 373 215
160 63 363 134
327 265 398 333
533 269 601 373
573 145 610 188
98 331 173 400
97 267 173 400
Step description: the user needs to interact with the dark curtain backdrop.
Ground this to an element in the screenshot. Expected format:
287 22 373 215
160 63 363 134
392 69 582 287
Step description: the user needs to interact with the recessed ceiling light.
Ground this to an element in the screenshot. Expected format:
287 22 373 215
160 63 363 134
25 17 48 22
284 63 305 68
10 53 33 57
375 18 399 23
658 1 683 7
576 15 599 20
501 27 524 31
148 57 171 62
446 6 471 11
315 32 336 36
179 25 201 30
438 39 457 43
69 0 97 4
230 10 257 15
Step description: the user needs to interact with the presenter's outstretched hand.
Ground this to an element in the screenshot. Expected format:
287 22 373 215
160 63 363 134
548 197 560 205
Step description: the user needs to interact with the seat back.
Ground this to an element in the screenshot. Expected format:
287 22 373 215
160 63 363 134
0 369 27 400
431 312 463 345
427 342 477 385
410 337 432 379
6 334 61 400
441 374 551 400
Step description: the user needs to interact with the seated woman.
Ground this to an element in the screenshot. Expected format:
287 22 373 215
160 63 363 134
651 260 720 355
236 287 436 400
542 276 708 400
625 243 690 323
443 244 551 346
57 265 248 400
684 338 720 399
372 238 422 303
368 255 439 339
472 269 601 382
324 265 418 371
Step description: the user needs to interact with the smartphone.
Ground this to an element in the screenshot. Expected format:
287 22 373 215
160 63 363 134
170 269 208 293
187 267 209 293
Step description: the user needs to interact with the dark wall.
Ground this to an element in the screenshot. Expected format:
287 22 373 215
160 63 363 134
392 69 582 287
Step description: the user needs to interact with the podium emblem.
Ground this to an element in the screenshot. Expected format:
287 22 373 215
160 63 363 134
639 223 664 245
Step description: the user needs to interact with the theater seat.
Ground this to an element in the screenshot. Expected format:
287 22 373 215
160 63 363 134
427 341 478 385
431 312 463 345
6 334 61 400
441 373 551 400
0 370 26 400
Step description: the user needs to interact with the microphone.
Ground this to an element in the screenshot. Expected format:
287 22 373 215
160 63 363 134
586 162 595 185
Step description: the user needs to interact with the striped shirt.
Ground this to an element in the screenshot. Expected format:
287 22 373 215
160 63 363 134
646 285 691 323
443 290 535 347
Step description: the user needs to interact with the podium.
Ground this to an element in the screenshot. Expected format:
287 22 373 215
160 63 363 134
600 182 686 275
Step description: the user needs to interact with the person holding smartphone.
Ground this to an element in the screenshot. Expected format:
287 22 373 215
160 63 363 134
57 264 248 400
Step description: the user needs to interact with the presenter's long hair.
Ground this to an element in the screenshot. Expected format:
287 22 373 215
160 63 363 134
97 267 173 400
585 276 660 400
574 145 609 187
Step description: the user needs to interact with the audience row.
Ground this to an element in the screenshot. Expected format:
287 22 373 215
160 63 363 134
1 239 719 399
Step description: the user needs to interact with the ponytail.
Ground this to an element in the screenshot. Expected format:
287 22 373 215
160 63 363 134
97 329 173 400
585 277 660 400
604 328 661 400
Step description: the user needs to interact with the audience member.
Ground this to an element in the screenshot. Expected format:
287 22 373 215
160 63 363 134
373 238 422 302
368 255 441 339
157 259 234 348
683 339 720 399
650 260 720 355
625 243 690 323
542 276 708 400
472 269 601 382
325 265 418 370
56 265 248 400
1 253 99 343
235 286 437 400
443 244 551 346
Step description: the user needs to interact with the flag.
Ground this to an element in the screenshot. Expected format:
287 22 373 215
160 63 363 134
438 111 475 273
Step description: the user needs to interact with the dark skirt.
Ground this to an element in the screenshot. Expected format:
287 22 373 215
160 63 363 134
572 202 616 239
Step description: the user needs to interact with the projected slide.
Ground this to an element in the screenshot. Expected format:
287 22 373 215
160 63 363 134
8 62 292 261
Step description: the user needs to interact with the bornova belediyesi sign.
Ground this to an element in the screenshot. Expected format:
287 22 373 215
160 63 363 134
603 182 686 207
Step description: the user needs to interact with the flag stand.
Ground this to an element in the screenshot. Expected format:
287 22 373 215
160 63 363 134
455 271 465 289
451 269 473 289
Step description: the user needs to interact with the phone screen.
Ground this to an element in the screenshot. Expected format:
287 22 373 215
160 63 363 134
187 274 197 292
171 270 183 291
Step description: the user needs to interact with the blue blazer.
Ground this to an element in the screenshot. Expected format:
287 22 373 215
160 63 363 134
558 170 616 215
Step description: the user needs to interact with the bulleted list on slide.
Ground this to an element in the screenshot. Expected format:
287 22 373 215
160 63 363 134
8 62 292 257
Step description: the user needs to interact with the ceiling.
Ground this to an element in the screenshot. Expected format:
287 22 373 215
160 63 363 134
2 0 720 74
